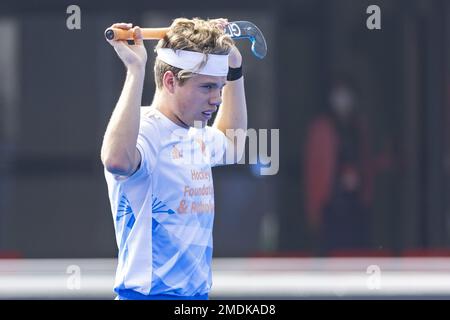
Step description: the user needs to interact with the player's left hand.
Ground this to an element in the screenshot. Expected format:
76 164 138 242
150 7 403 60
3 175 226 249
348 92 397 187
210 18 243 68
227 45 242 68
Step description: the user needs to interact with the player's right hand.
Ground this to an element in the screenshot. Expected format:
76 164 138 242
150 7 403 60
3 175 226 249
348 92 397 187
106 23 147 72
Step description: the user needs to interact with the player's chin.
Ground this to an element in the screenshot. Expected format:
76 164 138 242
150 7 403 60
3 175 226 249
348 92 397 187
191 118 208 128
192 112 211 125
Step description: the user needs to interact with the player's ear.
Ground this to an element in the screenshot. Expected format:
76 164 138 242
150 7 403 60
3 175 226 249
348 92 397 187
162 71 176 94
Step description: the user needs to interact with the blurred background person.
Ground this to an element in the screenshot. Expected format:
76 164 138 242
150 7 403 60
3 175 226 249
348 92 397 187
304 75 373 254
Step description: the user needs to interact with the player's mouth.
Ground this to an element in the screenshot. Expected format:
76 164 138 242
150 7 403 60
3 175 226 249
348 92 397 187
201 110 213 119
201 107 217 119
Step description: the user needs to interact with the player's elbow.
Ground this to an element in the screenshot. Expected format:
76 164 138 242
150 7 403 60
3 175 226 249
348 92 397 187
102 154 134 176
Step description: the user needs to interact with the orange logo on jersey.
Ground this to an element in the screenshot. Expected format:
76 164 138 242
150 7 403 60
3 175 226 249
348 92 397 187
172 144 183 159
195 138 206 156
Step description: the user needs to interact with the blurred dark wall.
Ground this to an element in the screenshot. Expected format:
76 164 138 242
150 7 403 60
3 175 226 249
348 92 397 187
0 0 449 257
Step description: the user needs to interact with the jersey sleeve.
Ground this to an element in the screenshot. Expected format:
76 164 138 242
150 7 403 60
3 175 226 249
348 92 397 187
107 118 160 183
135 118 160 176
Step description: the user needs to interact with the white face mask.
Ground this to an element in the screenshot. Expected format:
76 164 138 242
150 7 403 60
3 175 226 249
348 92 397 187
330 86 355 118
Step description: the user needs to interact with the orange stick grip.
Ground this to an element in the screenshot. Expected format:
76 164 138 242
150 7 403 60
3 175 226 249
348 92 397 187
105 27 170 40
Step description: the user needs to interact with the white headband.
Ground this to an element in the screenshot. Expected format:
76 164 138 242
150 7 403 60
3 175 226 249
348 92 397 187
156 48 229 77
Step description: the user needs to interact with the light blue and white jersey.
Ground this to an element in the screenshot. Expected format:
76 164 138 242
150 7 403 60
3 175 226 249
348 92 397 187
104 107 228 298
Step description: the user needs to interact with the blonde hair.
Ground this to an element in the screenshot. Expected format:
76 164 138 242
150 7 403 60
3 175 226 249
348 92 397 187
154 18 234 89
